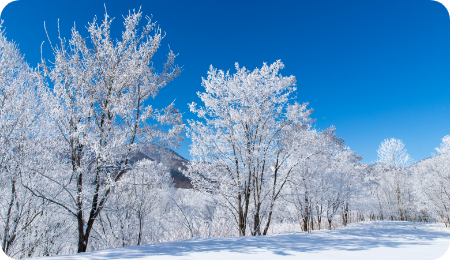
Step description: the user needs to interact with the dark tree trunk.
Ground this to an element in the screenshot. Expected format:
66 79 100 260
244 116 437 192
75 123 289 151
252 196 262 236
77 212 86 253
2 180 16 254
302 196 310 232
137 211 142 246
238 185 251 236
342 201 349 226
262 209 273 235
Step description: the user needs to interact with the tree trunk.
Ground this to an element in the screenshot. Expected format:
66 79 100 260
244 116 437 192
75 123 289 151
238 187 250 236
262 210 273 236
301 196 310 232
252 210 261 236
303 196 309 232
77 212 86 253
342 201 349 226
317 205 323 228
396 183 405 221
2 180 16 254
137 211 142 246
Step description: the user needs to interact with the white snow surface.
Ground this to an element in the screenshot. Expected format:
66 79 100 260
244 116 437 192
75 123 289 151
29 221 450 260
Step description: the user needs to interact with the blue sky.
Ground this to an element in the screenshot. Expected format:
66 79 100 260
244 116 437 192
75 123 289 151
1 0 449 164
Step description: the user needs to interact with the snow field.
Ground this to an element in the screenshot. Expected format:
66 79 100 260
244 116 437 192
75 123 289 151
25 221 450 260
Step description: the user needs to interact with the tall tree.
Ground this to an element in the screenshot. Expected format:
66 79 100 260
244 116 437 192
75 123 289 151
0 24 50 256
22 9 183 253
376 138 413 221
186 60 315 236
285 132 362 231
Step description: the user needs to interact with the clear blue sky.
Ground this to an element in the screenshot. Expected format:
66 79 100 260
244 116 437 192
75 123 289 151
1 0 449 164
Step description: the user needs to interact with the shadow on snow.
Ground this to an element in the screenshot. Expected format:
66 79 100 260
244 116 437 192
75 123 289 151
55 221 450 259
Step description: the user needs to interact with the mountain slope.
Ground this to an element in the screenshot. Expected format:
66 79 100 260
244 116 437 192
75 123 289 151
132 143 192 188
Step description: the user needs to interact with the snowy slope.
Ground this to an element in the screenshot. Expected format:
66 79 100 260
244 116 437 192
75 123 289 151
22 221 450 260
131 143 192 188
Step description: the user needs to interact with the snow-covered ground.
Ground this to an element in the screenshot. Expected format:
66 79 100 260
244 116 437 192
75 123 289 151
28 221 450 260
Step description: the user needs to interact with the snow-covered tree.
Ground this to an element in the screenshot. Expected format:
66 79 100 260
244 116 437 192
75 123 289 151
186 60 317 236
326 148 364 227
436 135 450 155
91 160 173 249
374 138 414 221
414 153 450 225
377 138 412 168
285 130 363 232
413 135 450 226
22 9 183 253
0 24 53 257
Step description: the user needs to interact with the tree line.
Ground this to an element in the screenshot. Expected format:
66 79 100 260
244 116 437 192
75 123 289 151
0 9 448 258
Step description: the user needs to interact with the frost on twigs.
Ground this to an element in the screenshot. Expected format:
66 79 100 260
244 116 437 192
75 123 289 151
185 60 355 236
435 135 450 155
377 138 413 168
0 22 51 257
23 9 183 253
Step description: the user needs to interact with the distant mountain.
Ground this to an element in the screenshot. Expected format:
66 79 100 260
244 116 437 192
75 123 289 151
131 143 192 188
